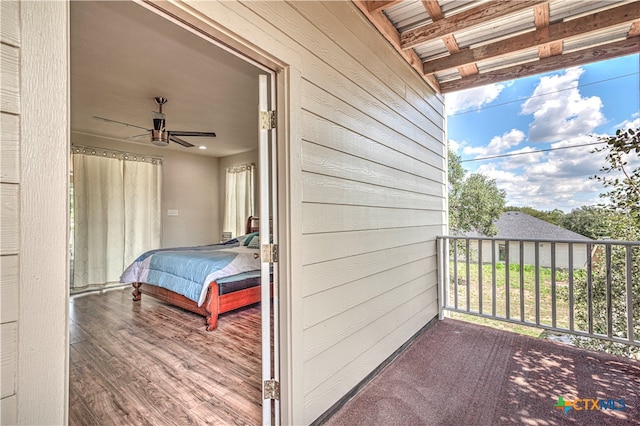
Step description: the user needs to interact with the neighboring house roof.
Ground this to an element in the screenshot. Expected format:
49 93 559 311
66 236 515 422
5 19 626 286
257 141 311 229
466 211 593 241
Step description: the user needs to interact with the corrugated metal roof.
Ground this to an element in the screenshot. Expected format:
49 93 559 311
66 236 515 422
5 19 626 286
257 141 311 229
356 0 639 93
384 0 431 33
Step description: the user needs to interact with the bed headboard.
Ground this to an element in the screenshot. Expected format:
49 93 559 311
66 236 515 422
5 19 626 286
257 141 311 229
245 216 272 234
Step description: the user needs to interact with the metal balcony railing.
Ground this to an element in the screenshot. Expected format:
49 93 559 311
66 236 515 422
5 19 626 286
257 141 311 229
437 236 640 347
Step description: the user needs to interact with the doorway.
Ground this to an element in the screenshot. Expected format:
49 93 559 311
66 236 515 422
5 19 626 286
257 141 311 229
69 1 280 424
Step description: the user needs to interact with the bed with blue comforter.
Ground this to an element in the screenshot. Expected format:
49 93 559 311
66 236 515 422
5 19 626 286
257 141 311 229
121 230 265 331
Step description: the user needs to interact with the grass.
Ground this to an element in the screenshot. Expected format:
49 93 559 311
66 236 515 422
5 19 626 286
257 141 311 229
445 262 573 338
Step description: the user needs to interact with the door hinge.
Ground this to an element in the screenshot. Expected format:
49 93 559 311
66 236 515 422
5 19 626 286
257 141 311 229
260 110 276 130
261 243 278 263
263 379 280 400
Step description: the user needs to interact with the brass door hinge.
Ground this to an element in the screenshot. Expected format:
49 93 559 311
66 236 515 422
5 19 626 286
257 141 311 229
261 244 278 263
263 379 280 400
260 110 276 130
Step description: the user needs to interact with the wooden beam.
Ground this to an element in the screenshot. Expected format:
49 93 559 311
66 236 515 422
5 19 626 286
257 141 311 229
422 2 640 74
401 0 546 50
421 0 443 21
629 20 640 37
353 1 440 92
366 0 402 14
439 36 640 93
420 0 478 78
534 3 563 59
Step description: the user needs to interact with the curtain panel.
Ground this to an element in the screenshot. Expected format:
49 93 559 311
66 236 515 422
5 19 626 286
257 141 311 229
72 146 162 290
223 164 255 238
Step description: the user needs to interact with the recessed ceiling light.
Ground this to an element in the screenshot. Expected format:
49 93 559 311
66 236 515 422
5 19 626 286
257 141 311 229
198 145 207 150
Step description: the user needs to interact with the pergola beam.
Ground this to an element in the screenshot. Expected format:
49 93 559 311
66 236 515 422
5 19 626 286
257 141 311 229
439 36 640 93
422 2 640 74
401 0 546 50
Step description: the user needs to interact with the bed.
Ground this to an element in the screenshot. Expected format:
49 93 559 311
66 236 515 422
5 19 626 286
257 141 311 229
121 216 268 331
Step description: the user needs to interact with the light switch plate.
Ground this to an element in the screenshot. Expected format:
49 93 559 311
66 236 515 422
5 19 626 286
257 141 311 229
167 209 179 217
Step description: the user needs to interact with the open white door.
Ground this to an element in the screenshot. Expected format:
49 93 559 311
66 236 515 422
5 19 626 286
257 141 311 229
259 74 279 425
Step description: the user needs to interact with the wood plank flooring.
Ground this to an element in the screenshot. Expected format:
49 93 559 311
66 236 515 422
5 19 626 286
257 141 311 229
69 286 262 425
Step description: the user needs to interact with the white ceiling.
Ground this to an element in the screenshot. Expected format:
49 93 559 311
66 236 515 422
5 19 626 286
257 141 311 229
70 1 264 157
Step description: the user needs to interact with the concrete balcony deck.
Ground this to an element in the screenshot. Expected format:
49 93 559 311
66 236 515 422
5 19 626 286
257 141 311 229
325 318 640 425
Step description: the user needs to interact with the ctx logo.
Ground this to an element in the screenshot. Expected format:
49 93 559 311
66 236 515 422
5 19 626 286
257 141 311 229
554 396 626 414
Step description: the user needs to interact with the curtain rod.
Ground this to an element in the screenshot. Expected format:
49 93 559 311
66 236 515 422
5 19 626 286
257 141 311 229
226 163 255 172
71 145 163 164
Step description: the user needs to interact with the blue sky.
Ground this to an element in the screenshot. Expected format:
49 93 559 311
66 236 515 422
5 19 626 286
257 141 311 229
445 53 639 213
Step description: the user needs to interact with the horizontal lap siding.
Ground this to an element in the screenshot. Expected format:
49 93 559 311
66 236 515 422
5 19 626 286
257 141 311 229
291 3 445 422
188 2 445 422
1 1 19 423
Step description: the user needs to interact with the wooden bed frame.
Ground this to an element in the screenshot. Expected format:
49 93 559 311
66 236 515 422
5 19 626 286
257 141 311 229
132 216 267 331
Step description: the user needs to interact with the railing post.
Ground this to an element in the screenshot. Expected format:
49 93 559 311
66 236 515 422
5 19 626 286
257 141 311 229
626 245 634 343
437 237 444 320
568 243 574 332
478 239 483 315
606 244 613 338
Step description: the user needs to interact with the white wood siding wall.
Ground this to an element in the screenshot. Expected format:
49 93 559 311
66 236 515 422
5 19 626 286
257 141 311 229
7 1 68 424
292 3 445 421
1 1 20 423
183 2 445 423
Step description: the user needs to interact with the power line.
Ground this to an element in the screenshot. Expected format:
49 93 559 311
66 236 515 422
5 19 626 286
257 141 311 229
448 72 639 117
460 140 607 162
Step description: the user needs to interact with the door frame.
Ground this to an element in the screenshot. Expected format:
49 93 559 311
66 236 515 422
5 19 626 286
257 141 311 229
71 0 293 423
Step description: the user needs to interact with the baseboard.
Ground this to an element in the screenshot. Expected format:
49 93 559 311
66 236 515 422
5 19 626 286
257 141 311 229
310 315 440 426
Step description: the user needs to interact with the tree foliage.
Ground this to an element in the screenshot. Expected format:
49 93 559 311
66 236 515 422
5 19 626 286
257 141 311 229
448 148 506 236
560 206 613 240
591 127 640 226
566 131 640 358
568 213 640 358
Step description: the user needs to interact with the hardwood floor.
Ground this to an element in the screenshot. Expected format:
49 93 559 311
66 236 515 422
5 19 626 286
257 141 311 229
69 286 262 425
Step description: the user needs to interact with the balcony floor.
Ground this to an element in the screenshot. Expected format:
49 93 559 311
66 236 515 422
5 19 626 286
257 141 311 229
325 319 640 425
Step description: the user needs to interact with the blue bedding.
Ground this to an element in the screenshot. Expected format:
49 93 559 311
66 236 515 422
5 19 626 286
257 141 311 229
120 239 261 307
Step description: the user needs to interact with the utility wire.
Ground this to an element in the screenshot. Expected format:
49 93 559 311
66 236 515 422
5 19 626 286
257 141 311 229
448 72 639 117
460 140 608 162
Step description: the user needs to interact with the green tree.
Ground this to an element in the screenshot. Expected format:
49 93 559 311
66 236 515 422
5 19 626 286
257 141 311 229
569 213 639 358
448 148 506 236
592 127 640 225
448 148 465 232
567 128 640 358
560 206 612 239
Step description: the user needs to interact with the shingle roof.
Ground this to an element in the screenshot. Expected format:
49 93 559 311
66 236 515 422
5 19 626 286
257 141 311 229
466 211 593 241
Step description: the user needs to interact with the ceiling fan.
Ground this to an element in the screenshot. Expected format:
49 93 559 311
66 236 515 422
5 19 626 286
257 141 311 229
93 97 216 148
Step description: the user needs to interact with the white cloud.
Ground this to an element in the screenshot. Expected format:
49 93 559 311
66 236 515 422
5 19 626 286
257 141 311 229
473 135 611 212
614 113 640 131
521 67 605 143
447 138 461 153
445 83 506 115
463 128 525 157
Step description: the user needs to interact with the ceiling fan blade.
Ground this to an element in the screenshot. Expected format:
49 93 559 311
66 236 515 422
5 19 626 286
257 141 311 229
127 132 149 141
92 116 149 131
169 134 195 148
169 130 217 138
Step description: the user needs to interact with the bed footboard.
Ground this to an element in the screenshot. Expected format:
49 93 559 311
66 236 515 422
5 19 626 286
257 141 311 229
131 280 265 331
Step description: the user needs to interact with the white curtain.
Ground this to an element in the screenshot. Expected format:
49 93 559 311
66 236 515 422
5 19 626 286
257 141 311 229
72 147 161 290
223 164 255 238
